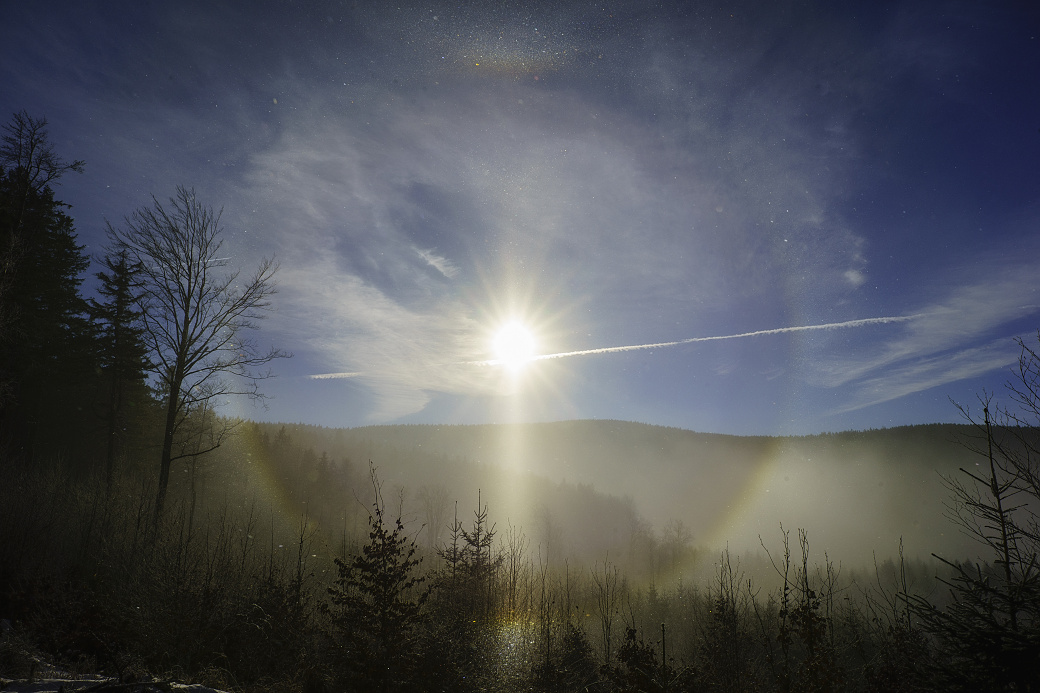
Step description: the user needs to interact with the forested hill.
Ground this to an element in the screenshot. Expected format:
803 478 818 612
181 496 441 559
345 420 980 476
252 419 995 563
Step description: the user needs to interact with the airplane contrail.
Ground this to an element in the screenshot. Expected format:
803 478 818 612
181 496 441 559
308 314 926 378
525 313 926 362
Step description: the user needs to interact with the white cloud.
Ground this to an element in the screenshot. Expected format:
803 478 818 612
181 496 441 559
269 249 505 421
844 269 866 287
217 15 990 425
414 246 460 278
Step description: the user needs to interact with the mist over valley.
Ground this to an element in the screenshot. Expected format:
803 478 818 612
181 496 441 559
238 419 989 571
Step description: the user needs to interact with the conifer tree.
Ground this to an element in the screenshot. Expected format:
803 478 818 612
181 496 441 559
328 470 429 693
428 494 505 690
910 337 1040 690
0 111 90 461
88 248 152 487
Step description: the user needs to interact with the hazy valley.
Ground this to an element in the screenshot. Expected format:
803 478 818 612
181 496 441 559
255 420 982 564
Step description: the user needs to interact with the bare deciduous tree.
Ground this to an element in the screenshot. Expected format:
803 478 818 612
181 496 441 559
107 185 288 518
592 557 622 668
0 110 85 232
417 483 452 551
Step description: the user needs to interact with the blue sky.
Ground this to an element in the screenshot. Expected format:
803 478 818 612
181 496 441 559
3 0 1039 434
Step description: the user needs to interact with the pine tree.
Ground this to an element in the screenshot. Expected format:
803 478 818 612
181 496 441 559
909 399 1040 691
427 493 505 691
611 627 663 693
908 334 1040 690
88 248 152 487
0 111 90 462
327 471 430 693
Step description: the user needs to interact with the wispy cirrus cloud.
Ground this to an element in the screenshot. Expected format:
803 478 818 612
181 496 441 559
273 256 492 421
414 247 460 279
814 255 1040 413
231 54 894 424
832 338 1023 415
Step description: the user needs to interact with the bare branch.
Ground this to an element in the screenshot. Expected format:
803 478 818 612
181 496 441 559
106 185 290 518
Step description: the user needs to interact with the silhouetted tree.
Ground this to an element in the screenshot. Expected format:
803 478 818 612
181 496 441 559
88 248 152 487
535 622 599 693
910 388 1040 691
611 627 663 693
106 186 287 518
697 550 760 692
0 110 90 460
592 558 624 669
327 469 430 693
661 518 694 577
416 483 452 551
427 494 505 691
0 110 84 339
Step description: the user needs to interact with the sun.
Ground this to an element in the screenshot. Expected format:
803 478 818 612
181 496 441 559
492 320 537 370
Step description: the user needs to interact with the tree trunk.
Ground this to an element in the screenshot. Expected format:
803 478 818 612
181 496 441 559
155 374 182 521
103 373 122 492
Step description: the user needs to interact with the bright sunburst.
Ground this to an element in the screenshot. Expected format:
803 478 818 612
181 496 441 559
492 320 537 370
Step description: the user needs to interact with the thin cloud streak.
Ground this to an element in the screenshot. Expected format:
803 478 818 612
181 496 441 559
830 337 1024 415
414 247 460 279
310 372 363 380
527 315 926 363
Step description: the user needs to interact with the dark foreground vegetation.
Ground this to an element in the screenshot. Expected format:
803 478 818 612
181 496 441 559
3 110 1040 691
1 418 1038 693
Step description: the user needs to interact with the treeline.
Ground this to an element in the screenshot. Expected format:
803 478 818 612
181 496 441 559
0 444 1014 693
0 110 283 520
0 110 155 472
